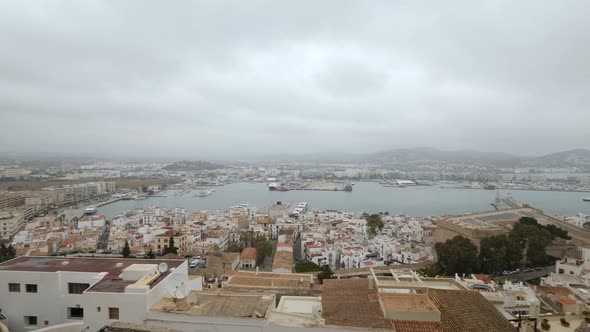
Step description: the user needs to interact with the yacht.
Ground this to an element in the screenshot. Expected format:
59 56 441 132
194 190 213 197
84 207 97 215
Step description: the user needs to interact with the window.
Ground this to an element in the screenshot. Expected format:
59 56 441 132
67 307 84 319
24 316 37 326
9 283 20 292
26 284 38 293
108 307 119 320
68 283 90 294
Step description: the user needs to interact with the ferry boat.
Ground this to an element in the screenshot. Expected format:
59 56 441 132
268 182 280 191
583 198 590 202
298 202 308 212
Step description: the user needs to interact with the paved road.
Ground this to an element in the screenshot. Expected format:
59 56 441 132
496 265 554 281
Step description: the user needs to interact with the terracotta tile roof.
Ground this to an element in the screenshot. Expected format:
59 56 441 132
322 278 392 329
271 251 293 271
240 247 257 260
422 288 514 332
392 320 443 332
473 274 492 284
559 297 576 304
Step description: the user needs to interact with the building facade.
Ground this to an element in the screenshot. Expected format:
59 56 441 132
0 257 187 332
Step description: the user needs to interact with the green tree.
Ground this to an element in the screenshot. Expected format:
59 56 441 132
226 242 244 252
317 265 334 284
366 214 384 238
435 235 479 275
295 261 323 273
479 235 522 273
255 239 273 266
162 236 179 255
240 231 256 247
122 240 131 258
518 217 570 240
510 223 553 267
418 263 441 277
0 243 16 263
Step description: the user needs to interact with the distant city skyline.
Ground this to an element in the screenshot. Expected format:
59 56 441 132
1 1 589 159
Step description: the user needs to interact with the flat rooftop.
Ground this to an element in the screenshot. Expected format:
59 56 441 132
150 291 274 318
227 271 312 290
375 276 466 290
0 256 185 293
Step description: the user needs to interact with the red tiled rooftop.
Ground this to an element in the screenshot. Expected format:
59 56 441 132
392 320 443 332
240 247 257 260
559 297 576 304
473 274 492 284
322 278 392 329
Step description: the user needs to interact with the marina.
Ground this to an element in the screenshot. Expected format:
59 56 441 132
98 181 590 219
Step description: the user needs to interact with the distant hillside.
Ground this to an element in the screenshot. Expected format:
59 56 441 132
366 147 590 169
522 149 590 168
162 160 224 171
368 148 516 164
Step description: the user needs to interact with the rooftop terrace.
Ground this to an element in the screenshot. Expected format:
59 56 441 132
0 256 185 293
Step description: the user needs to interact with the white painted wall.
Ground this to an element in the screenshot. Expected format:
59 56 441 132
0 261 188 332
0 270 104 332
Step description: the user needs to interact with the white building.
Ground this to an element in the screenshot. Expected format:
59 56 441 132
0 211 25 240
77 215 106 229
0 256 188 332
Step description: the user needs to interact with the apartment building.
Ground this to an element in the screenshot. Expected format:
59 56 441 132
0 257 187 332
0 211 25 240
99 181 116 193
0 192 25 209
43 182 101 205
155 232 188 254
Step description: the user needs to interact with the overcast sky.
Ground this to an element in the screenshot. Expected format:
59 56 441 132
1 1 589 160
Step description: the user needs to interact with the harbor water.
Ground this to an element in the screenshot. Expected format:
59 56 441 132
98 182 590 219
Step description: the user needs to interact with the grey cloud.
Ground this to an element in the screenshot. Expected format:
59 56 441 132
0 0 589 159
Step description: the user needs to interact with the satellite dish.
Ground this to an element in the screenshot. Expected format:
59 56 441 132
166 274 190 299
158 262 168 273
